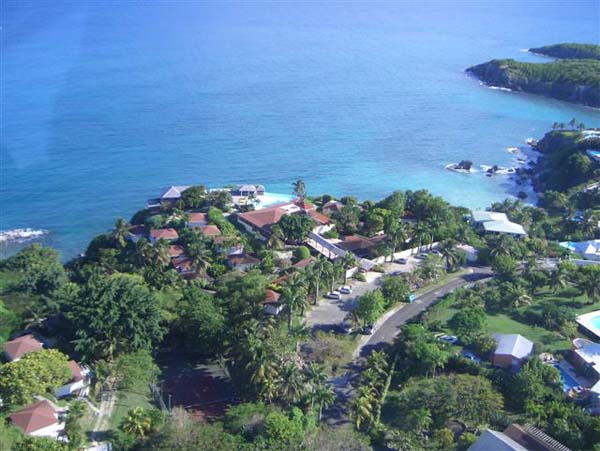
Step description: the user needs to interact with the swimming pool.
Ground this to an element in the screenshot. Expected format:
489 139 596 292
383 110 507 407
554 364 579 392
577 310 600 340
256 192 294 208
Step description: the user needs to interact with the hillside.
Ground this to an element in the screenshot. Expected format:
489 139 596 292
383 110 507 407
530 43 600 61
466 58 600 107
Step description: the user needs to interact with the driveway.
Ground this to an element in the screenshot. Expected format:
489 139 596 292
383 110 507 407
304 257 420 333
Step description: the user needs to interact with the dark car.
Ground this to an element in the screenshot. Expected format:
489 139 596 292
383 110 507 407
363 324 374 335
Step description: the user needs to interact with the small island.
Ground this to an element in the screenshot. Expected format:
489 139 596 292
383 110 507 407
466 43 600 108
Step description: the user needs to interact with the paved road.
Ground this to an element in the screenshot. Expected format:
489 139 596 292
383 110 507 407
357 266 492 357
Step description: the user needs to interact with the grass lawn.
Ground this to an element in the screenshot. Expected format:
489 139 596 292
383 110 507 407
108 388 154 431
428 285 599 353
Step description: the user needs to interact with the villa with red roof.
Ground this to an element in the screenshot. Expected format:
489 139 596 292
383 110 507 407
10 400 63 438
199 225 221 237
55 361 91 399
168 245 186 259
263 290 283 315
150 228 179 243
3 334 44 362
187 212 208 228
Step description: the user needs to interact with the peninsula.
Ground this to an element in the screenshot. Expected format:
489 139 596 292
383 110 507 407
466 43 600 108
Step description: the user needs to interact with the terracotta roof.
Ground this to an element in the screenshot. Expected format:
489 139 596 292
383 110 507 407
150 228 179 240
293 198 314 211
10 400 57 434
68 361 84 382
322 200 343 211
339 235 378 252
188 212 208 224
307 209 331 225
3 334 44 361
293 258 314 269
264 289 281 304
238 205 288 230
228 254 260 266
200 225 221 237
168 245 185 258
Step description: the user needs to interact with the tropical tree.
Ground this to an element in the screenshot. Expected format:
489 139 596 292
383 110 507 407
266 224 285 250
339 252 357 284
121 407 154 438
113 218 130 248
308 257 327 304
507 284 533 309
313 383 336 422
134 238 154 267
578 266 600 304
278 363 305 405
186 240 212 273
438 239 461 271
280 274 308 329
153 238 171 267
293 179 307 201
354 385 376 430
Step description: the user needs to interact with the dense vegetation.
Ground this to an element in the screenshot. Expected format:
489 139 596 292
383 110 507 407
467 43 600 107
530 43 600 61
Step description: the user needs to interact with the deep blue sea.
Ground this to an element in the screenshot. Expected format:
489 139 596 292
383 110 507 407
1 1 599 258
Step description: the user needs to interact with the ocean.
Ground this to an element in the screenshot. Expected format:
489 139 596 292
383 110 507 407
1 1 599 258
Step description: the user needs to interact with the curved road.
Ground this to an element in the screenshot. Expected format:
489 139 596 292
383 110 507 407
357 266 492 357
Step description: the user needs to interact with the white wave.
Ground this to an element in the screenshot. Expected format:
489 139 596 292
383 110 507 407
488 86 512 92
0 228 48 244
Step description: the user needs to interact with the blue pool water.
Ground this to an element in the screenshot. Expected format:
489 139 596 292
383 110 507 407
590 315 600 331
554 364 579 392
1 1 599 258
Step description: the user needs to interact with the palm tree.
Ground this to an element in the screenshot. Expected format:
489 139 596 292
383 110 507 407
121 407 152 438
134 238 154 267
438 239 459 271
578 272 600 305
408 407 433 437
309 257 328 304
354 385 376 430
279 363 305 404
305 363 327 388
187 241 211 273
313 383 336 422
339 252 357 284
490 235 515 258
508 284 532 309
281 273 308 329
293 179 307 201
266 224 285 250
113 218 130 248
153 239 171 267
580 210 599 237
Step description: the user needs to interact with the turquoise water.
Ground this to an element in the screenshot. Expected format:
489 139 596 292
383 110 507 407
1 1 599 258
554 364 579 392
590 315 600 331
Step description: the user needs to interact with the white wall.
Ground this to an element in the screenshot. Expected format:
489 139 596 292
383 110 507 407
29 421 63 438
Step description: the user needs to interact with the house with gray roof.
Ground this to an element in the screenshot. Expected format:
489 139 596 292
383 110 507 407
468 429 528 451
492 334 534 370
471 210 527 237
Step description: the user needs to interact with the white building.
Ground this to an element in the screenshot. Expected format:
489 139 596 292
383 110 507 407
10 400 64 438
471 211 527 237
55 361 91 399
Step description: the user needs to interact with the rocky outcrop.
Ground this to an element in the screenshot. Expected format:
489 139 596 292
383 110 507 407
466 59 600 108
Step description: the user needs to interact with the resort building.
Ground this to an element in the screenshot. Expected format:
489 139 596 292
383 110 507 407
471 211 527 237
10 400 63 438
168 245 186 259
148 185 191 207
199 225 221 237
227 254 260 271
234 184 265 197
263 290 283 316
561 240 600 261
576 311 600 340
468 429 527 451
149 228 179 243
55 361 91 399
338 234 387 259
492 334 534 370
322 200 343 215
571 339 600 380
187 212 208 228
3 334 44 362
171 258 197 278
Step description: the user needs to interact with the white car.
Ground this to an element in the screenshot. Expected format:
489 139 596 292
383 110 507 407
339 285 353 294
324 291 342 300
439 334 459 344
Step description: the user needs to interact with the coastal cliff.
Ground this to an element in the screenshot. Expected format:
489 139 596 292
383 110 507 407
466 58 600 108
529 43 600 61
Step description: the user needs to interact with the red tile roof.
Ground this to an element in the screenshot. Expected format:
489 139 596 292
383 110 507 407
228 254 260 266
68 361 84 382
10 400 57 434
238 205 289 230
264 289 281 304
200 225 221 237
150 228 179 240
307 209 331 225
293 198 314 211
292 258 314 269
188 212 208 224
3 334 43 361
339 235 379 252
168 245 185 258
322 200 343 212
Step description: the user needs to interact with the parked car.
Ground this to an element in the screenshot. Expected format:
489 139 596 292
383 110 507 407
391 271 404 276
324 291 342 300
415 253 428 260
439 334 459 344
363 324 374 335
395 258 408 264
340 323 353 334
406 293 417 303
339 285 353 294
460 350 482 363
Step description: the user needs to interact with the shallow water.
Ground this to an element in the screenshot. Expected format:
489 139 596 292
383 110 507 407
1 1 599 258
